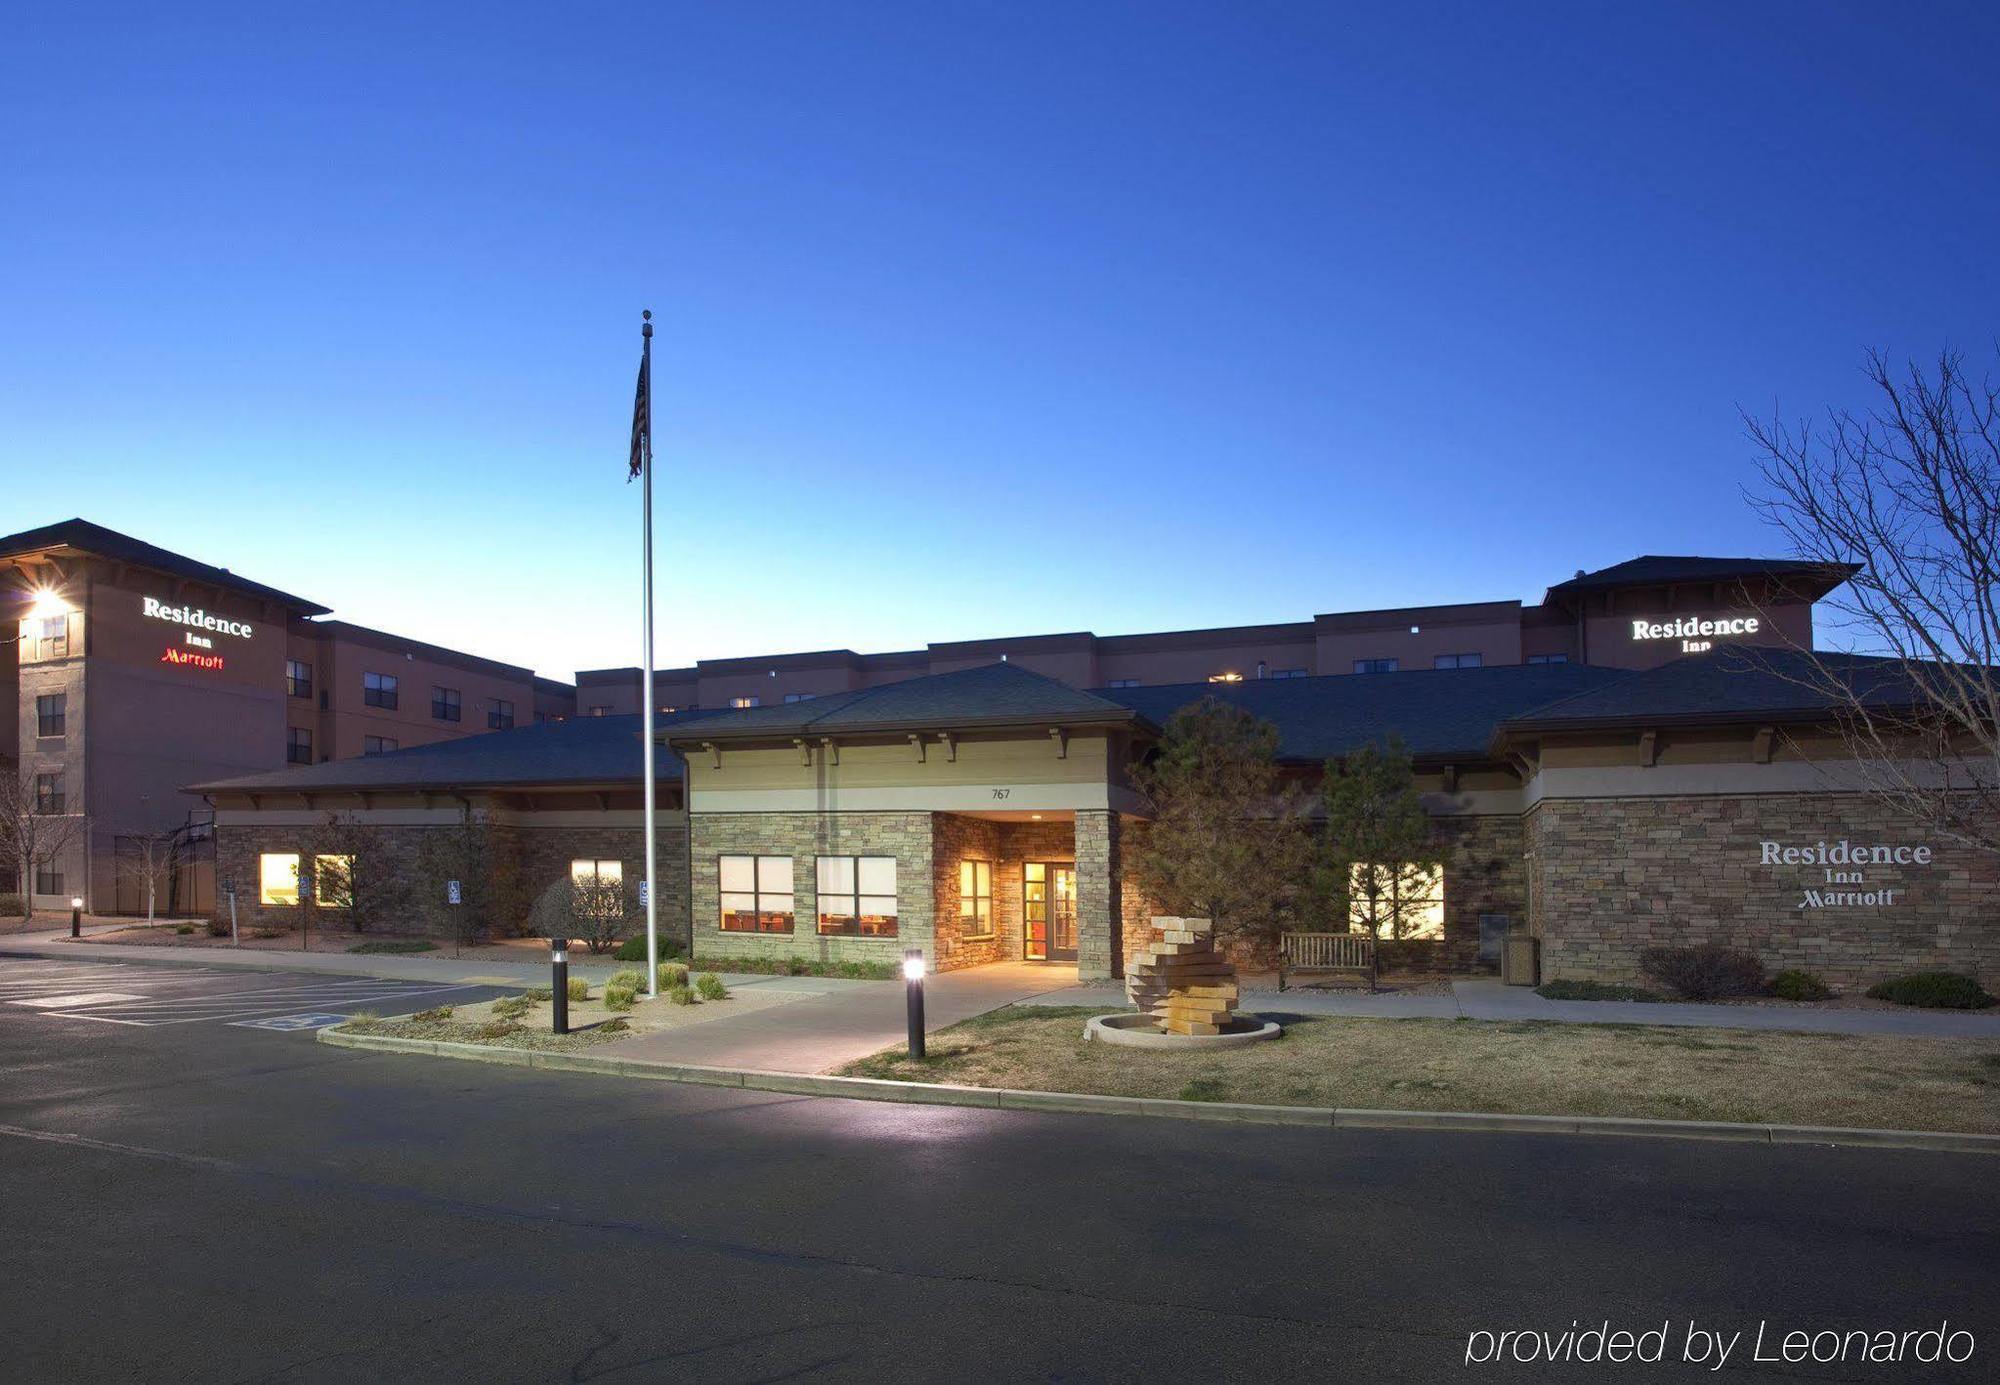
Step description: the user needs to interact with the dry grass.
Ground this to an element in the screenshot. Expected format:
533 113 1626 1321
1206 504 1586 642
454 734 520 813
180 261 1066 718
839 1006 2000 1134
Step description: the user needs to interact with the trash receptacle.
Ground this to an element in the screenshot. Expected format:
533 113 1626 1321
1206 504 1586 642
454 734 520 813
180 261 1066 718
1502 935 1541 986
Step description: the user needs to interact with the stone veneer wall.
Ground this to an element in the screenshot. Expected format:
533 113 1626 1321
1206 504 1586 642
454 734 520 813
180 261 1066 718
1074 809 1122 981
689 811 937 967
1527 793 1999 990
213 818 690 943
1430 814 1524 973
931 814 1004 971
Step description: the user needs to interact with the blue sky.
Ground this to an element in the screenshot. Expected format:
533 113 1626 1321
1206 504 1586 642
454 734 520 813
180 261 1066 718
4 3 1995 678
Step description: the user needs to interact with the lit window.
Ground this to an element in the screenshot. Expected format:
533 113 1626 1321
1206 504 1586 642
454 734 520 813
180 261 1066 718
363 671 398 709
314 855 355 908
1269 669 1307 679
730 696 761 709
364 736 398 755
1354 658 1399 674
1105 678 1140 689
588 705 610 717
286 659 313 699
34 773 64 815
1527 653 1569 665
36 693 66 737
1348 863 1444 940
570 859 624 886
431 686 461 722
816 855 898 937
259 853 301 906
287 727 312 764
959 859 993 939
23 613 71 662
487 698 514 729
783 692 816 703
1434 653 1482 670
719 855 794 932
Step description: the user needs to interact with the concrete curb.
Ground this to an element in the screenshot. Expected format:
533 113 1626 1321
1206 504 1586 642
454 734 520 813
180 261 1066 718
315 1027 2000 1155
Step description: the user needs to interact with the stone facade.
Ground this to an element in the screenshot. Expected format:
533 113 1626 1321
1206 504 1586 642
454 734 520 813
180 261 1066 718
1430 813 1524 973
1527 792 2000 990
931 813 1004 970
1073 809 1122 981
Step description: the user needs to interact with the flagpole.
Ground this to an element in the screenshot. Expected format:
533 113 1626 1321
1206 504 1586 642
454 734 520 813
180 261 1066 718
639 309 660 997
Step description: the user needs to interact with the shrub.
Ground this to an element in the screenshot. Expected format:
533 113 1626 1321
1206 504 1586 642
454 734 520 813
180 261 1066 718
206 916 231 938
471 1019 521 1040
598 1017 630 1034
1535 979 1663 1002
613 935 684 963
603 984 636 1012
1866 972 1995 1010
522 986 552 1002
695 972 729 1001
410 1005 454 1021
689 954 897 980
658 961 689 990
1769 969 1832 1002
609 968 646 992
348 939 436 955
666 984 697 1006
490 995 532 1019
250 926 283 940
0 893 25 919
175 923 196 935
566 977 590 1002
1639 944 1767 1000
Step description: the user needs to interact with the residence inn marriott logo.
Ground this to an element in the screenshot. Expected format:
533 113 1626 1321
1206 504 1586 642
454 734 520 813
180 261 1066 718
1761 838 1935 910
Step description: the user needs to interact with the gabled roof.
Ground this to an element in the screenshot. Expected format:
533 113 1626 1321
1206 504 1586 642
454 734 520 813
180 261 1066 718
1498 648 1920 733
192 712 703 796
664 662 1144 743
1544 555 1857 600
0 518 331 614
1103 664 1624 763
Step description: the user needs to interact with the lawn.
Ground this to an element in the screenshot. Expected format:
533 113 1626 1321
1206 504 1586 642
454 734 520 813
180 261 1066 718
839 1006 2000 1134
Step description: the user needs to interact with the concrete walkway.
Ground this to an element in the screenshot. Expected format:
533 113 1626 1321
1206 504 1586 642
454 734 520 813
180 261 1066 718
615 960 1079 1073
1022 974 2000 1038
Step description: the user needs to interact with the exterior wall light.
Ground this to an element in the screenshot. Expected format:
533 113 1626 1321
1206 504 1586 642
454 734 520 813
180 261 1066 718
550 936 570 1034
29 588 71 621
903 948 926 1060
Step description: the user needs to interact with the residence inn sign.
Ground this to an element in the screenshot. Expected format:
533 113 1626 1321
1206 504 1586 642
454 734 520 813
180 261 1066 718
1761 838 1935 910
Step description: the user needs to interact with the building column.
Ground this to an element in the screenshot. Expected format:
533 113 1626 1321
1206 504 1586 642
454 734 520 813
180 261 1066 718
1074 810 1122 982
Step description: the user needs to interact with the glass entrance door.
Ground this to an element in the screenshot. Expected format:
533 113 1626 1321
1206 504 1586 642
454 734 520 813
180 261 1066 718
1023 863 1078 962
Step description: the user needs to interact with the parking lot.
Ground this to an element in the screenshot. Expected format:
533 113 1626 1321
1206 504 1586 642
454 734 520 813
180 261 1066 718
0 957 512 1029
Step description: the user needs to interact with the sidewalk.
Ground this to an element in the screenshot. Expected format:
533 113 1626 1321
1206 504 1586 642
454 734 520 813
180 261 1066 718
1021 975 2000 1038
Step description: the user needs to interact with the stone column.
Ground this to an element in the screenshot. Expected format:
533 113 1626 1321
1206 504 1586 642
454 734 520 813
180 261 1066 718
1074 810 1123 981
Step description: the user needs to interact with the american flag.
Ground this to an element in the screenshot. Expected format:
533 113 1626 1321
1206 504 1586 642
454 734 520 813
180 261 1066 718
628 336 651 481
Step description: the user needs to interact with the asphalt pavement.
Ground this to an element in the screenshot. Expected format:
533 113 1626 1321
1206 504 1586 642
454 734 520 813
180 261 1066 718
3 955 1996 1383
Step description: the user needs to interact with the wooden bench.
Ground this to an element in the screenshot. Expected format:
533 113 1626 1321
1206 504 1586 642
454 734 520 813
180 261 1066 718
1279 932 1378 992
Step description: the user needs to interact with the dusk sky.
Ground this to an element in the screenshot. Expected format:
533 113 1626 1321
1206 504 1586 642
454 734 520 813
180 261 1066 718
6 2 1995 680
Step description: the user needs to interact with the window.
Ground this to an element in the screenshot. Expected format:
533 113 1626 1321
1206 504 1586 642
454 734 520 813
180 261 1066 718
1347 863 1444 940
34 773 64 815
34 865 64 896
719 855 794 932
1354 658 1399 674
1527 653 1569 665
588 705 610 717
259 853 301 906
1434 653 1482 670
364 735 398 755
487 698 515 730
783 692 816 703
287 727 313 765
36 693 66 738
1105 678 1140 689
730 695 761 709
959 859 993 939
570 859 624 887
286 659 313 699
314 855 355 908
28 613 70 662
431 686 461 721
816 855 898 937
363 671 398 709
1269 668 1307 679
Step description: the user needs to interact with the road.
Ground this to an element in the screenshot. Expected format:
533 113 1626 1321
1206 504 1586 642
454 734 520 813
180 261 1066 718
2 956 1995 1383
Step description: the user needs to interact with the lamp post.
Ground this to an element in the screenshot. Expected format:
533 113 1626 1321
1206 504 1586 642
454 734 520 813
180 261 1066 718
70 895 84 938
903 948 926 1060
550 936 570 1035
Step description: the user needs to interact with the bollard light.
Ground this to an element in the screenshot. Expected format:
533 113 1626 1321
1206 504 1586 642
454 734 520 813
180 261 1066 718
70 896 84 938
903 947 926 1061
550 936 570 1035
